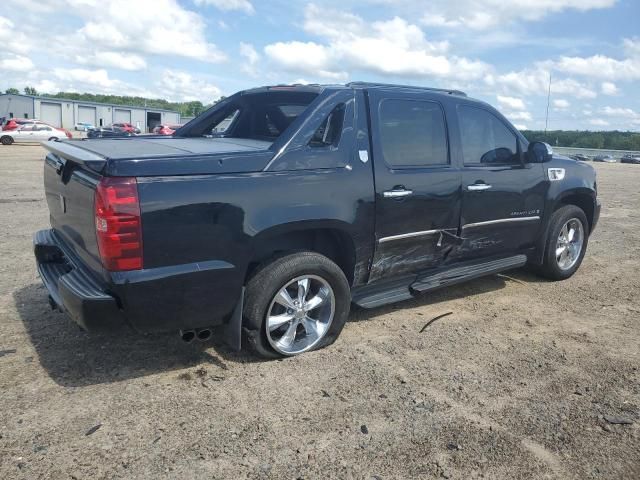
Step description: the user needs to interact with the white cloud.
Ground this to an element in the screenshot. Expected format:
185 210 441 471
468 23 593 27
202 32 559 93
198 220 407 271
492 68 597 99
553 54 640 80
553 99 570 109
419 0 615 30
52 68 116 89
265 4 489 82
601 81 618 95
589 118 609 127
194 0 254 14
0 54 34 72
72 0 226 63
156 70 222 102
497 95 525 110
505 111 532 121
239 42 260 76
601 106 640 120
623 37 640 57
75 51 147 71
513 124 528 130
0 16 32 55
265 41 347 80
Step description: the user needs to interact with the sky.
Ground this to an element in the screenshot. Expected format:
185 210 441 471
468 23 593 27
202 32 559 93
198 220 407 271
0 0 639 131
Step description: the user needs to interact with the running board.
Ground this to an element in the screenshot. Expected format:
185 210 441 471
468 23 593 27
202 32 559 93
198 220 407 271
352 255 526 309
411 255 527 293
351 276 415 309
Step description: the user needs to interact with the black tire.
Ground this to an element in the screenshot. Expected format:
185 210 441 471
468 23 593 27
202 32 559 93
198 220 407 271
1 136 13 145
537 205 589 280
48 137 59 141
243 252 351 358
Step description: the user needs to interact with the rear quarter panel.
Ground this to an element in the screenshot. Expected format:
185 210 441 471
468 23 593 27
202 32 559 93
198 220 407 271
128 165 374 332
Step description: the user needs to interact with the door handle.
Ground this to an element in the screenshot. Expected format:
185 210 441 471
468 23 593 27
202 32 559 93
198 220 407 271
383 188 413 198
467 184 492 191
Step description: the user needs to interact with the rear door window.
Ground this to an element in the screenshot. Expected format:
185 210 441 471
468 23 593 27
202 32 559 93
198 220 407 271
378 99 449 168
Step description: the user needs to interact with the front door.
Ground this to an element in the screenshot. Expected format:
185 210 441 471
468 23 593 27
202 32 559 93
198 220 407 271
367 90 462 282
450 103 546 262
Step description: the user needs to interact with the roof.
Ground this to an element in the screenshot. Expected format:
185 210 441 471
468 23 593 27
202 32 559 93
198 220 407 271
238 82 467 97
347 81 467 96
0 93 180 114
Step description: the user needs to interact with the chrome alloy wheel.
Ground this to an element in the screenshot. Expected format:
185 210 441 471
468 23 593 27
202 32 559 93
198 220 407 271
265 275 335 356
555 218 584 271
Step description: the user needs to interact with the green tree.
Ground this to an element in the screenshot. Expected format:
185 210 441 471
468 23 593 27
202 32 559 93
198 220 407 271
5 87 19 94
24 86 38 95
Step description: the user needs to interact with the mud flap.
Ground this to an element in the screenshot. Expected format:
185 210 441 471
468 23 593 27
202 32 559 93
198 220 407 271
223 287 244 351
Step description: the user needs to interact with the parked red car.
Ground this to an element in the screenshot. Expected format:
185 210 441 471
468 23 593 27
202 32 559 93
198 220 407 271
153 124 183 135
3 118 34 131
111 122 140 134
1 119 71 138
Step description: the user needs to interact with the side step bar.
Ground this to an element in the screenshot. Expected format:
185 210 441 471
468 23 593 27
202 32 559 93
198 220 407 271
411 255 527 293
351 276 415 309
352 255 526 309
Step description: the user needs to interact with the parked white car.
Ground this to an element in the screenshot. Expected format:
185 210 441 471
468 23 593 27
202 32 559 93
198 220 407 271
74 122 95 131
0 124 68 145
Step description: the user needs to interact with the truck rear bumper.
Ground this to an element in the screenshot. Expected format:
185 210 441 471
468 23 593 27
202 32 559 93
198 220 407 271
34 229 126 331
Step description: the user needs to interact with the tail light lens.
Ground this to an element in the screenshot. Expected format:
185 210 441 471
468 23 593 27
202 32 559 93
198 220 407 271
94 177 143 271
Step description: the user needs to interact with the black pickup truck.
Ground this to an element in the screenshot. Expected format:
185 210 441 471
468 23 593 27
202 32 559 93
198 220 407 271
34 82 600 357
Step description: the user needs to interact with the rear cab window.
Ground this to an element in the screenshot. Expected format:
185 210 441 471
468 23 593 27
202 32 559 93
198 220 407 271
201 90 320 142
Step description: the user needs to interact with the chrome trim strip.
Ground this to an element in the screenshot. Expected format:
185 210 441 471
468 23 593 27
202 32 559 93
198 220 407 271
462 216 541 229
379 229 440 243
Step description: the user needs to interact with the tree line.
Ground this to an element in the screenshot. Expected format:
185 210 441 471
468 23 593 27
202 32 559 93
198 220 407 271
4 86 222 118
4 86 640 150
521 130 640 151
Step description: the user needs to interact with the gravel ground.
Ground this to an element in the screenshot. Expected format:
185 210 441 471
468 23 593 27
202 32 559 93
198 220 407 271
0 144 638 480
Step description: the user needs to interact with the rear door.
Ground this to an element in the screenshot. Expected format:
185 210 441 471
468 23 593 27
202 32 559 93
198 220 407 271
367 89 462 281
450 103 546 261
13 126 34 143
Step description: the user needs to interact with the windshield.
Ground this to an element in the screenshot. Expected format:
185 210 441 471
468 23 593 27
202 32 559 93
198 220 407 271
197 90 319 142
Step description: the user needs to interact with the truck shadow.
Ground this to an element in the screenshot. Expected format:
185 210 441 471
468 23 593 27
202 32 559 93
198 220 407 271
13 283 232 388
14 268 546 387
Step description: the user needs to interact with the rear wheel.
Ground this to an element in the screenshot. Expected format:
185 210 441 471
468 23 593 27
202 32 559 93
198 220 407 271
243 252 351 358
1 136 13 145
48 137 59 141
538 205 589 280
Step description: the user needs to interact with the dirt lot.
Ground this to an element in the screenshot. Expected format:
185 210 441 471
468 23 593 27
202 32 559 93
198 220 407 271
0 144 638 479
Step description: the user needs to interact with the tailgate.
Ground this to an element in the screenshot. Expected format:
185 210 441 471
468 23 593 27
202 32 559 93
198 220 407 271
43 141 107 280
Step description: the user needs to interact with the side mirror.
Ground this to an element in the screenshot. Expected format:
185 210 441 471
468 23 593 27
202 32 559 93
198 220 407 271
527 141 554 163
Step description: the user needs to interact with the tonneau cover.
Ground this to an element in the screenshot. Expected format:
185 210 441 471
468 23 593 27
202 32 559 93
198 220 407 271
66 136 273 159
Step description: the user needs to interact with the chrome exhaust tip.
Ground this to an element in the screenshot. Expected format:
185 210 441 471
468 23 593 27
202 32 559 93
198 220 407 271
195 328 212 341
180 330 196 343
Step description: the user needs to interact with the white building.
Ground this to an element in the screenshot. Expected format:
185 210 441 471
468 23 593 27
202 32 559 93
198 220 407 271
0 93 181 133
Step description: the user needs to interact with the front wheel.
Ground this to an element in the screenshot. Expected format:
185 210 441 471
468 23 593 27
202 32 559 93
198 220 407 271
243 252 351 358
48 137 59 141
538 205 589 280
1 136 13 145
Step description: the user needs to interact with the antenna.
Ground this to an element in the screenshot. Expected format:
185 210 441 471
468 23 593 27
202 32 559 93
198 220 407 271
544 73 552 133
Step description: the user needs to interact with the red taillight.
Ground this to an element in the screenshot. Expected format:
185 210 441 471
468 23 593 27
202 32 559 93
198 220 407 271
94 177 143 271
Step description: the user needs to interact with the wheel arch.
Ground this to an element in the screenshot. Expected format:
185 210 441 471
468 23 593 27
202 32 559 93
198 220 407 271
554 188 596 233
245 221 358 286
531 187 596 266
